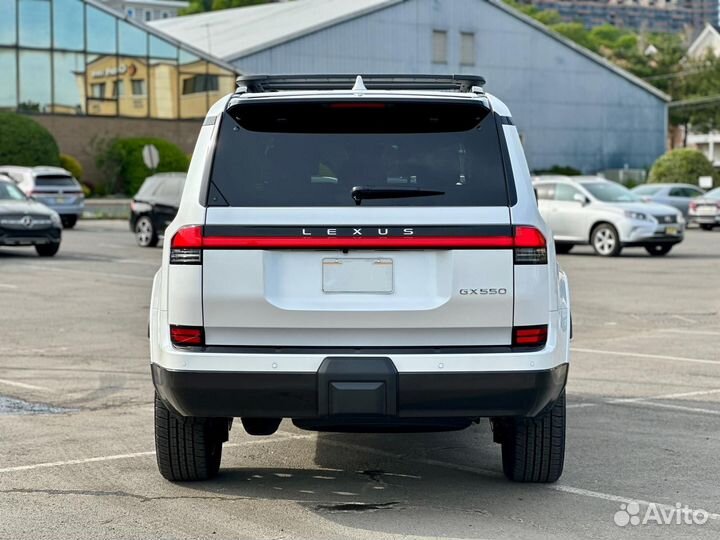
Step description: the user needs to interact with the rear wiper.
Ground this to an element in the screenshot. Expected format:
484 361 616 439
351 185 445 205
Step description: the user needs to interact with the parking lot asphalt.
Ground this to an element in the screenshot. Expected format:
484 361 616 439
0 221 718 539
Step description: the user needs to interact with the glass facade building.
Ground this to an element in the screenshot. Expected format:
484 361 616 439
0 0 238 120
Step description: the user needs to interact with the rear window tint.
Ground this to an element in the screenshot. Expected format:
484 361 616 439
34 175 76 187
208 101 510 207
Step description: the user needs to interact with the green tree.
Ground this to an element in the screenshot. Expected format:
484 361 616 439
183 0 273 13
96 137 190 196
0 113 60 167
648 148 716 186
59 154 84 180
668 53 720 133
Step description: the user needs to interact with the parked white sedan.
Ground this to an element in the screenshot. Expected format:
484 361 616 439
534 176 685 257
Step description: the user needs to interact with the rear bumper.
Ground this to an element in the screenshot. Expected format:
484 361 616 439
152 362 568 419
45 204 84 216
689 214 720 225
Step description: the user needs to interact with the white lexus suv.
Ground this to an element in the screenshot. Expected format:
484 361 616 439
149 75 571 483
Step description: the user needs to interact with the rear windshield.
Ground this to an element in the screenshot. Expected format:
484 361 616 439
35 175 76 187
208 101 510 207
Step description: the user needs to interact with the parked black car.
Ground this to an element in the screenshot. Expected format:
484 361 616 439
129 173 185 247
0 175 62 256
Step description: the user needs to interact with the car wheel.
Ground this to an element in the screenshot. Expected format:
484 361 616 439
35 243 60 257
135 216 159 247
61 215 77 229
645 244 673 256
154 392 228 482
700 224 714 231
591 224 622 257
493 390 566 483
555 243 573 254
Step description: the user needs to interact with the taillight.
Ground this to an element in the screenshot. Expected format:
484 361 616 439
512 325 548 348
170 225 203 264
689 201 697 211
170 325 204 346
513 226 547 265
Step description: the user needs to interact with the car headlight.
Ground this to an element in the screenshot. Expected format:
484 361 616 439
624 210 649 221
677 212 686 224
50 212 62 227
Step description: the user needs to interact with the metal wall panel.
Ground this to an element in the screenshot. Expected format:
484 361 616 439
232 0 667 173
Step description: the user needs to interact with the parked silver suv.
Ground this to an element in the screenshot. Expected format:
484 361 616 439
534 176 685 256
150 75 571 483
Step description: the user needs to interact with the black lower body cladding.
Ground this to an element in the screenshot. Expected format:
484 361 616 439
152 359 568 422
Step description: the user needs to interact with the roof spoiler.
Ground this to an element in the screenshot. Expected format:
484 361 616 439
234 74 486 94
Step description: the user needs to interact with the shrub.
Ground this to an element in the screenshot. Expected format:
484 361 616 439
533 165 582 176
648 148 717 187
0 112 60 167
59 154 83 180
96 137 190 196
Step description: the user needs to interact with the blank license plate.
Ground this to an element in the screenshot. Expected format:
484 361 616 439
322 258 393 294
665 227 678 235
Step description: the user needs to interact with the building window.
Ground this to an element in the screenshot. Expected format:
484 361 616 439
432 30 447 64
460 32 475 66
126 8 135 18
113 79 124 97
162 11 169 18
182 74 219 94
90 82 106 98
131 79 146 96
145 10 152 21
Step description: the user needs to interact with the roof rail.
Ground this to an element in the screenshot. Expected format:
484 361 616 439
235 74 486 93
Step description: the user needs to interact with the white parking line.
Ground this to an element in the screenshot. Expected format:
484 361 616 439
0 432 313 474
671 314 698 324
572 347 720 366
626 401 720 416
550 485 720 520
318 439 719 520
0 378 51 392
608 388 720 404
568 388 720 412
1 430 717 521
0 283 18 289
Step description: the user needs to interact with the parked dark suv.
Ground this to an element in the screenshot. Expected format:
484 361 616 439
129 173 185 247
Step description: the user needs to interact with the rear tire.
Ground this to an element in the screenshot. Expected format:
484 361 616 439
700 224 714 231
154 392 228 481
496 390 566 483
645 244 673 256
61 215 77 229
35 243 60 257
591 223 622 257
135 216 159 247
554 243 573 254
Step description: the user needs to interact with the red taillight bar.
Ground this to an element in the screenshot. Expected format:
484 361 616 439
171 225 546 250
169 325 204 347
512 325 548 348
